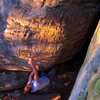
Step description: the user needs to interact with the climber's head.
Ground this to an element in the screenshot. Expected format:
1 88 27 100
24 82 32 93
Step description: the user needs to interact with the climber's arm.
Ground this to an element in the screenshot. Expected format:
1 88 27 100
28 71 34 83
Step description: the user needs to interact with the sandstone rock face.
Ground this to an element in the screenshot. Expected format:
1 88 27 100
69 20 100 100
0 0 99 71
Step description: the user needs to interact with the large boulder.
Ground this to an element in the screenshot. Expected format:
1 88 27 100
0 0 99 71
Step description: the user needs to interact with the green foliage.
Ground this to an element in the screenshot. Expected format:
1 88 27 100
94 79 100 96
87 78 100 100
78 92 87 100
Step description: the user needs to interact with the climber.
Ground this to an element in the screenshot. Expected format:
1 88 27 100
24 58 50 93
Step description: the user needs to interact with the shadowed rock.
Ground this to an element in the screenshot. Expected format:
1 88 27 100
0 70 28 92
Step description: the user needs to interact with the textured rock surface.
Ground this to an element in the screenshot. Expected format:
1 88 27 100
69 20 100 100
0 0 100 71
